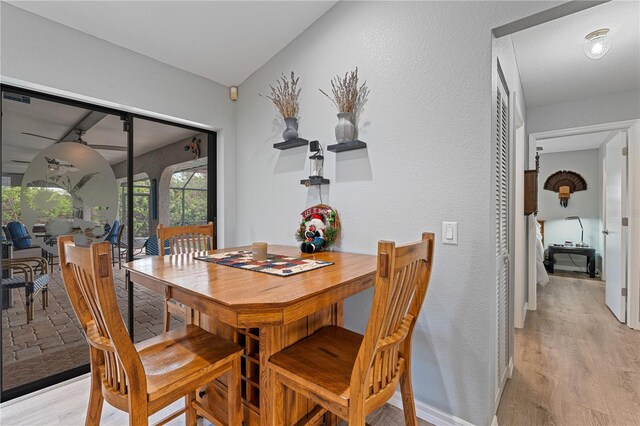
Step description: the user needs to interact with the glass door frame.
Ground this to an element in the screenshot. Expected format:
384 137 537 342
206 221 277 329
0 84 217 402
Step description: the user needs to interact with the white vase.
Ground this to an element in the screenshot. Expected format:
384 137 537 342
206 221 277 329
335 112 356 143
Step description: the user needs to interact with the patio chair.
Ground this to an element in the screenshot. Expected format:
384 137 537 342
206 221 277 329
1 256 50 323
4 222 42 259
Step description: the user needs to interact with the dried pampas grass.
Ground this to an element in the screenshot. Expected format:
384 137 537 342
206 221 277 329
319 67 369 114
261 72 300 118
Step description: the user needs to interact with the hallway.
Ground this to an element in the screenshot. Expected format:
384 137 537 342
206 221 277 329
497 275 640 425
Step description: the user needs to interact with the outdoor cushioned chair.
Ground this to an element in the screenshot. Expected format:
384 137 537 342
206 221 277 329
4 222 42 259
1 256 49 323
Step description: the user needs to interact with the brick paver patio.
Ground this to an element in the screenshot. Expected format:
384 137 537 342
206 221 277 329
2 263 183 391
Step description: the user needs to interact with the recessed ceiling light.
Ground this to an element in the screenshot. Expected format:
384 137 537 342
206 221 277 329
584 28 611 60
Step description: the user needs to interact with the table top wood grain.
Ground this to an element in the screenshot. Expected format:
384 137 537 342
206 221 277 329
124 245 377 327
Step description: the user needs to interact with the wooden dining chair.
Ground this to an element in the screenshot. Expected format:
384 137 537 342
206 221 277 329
58 235 242 426
157 222 215 331
267 232 435 426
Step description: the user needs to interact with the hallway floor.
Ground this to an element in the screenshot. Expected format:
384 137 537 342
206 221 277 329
497 274 640 425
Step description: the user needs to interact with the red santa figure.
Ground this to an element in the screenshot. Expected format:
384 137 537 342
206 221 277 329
300 214 327 253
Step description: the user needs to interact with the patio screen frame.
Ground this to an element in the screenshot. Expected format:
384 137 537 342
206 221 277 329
0 84 217 402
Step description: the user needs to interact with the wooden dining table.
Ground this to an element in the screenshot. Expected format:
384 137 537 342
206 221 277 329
124 245 377 426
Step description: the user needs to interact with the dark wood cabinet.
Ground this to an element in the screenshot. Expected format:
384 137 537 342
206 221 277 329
524 170 538 215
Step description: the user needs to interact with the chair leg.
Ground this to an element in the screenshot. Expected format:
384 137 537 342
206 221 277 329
347 400 366 426
399 366 418 426
45 283 50 307
85 357 104 426
325 413 339 426
228 357 242 426
25 287 32 324
185 390 197 426
267 368 284 426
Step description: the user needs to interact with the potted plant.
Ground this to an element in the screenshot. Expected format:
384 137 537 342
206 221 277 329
263 72 301 141
319 67 369 143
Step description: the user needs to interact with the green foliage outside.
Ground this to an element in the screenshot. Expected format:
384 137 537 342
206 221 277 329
2 186 72 224
169 171 207 227
3 170 207 239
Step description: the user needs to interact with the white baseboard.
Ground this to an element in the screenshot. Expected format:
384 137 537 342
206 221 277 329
388 391 474 426
507 356 514 380
514 302 528 329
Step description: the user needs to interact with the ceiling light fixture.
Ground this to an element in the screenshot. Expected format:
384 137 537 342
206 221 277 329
584 28 610 60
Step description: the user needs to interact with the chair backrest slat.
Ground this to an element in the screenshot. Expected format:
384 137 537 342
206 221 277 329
157 222 216 257
350 232 435 403
58 235 146 399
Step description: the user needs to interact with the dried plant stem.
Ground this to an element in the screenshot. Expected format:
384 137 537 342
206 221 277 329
261 71 300 118
319 67 369 114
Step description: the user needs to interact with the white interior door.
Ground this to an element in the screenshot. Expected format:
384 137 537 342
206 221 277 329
495 72 510 403
604 131 627 322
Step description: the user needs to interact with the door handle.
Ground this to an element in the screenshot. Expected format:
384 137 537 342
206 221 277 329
602 230 609 235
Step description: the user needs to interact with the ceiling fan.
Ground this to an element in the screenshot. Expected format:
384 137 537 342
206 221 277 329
11 157 80 175
21 129 127 151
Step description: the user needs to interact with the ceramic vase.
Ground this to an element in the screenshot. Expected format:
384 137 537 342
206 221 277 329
283 117 299 141
335 112 356 143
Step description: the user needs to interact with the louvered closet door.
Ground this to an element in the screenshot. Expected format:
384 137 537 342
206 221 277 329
495 76 510 402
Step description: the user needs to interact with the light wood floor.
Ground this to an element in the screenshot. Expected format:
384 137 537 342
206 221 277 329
0 373 427 425
497 274 640 425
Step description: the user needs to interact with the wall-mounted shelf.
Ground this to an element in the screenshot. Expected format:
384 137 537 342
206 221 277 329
273 138 309 150
300 177 330 187
327 140 367 153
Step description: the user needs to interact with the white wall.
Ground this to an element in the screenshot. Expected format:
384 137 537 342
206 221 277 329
538 149 601 270
235 2 556 425
495 35 528 329
0 3 237 247
528 89 640 137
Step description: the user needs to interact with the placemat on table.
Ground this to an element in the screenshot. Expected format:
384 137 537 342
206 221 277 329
193 250 333 277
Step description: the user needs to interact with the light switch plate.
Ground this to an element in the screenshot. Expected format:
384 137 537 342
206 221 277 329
442 222 458 245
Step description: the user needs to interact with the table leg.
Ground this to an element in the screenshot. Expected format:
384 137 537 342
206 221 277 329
331 301 344 327
260 326 282 426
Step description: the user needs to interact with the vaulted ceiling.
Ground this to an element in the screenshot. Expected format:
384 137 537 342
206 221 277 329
6 1 337 86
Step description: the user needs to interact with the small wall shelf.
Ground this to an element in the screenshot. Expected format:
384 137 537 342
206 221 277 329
273 138 309 150
327 140 367 153
300 177 330 187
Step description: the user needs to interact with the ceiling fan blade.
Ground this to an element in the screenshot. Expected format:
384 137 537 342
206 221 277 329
21 132 62 142
88 144 127 152
11 160 32 164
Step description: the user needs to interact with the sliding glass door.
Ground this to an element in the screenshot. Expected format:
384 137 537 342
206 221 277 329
0 88 129 398
0 86 216 401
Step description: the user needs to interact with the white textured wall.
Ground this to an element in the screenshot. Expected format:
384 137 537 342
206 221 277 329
0 3 237 247
538 149 601 270
235 2 556 424
528 89 640 136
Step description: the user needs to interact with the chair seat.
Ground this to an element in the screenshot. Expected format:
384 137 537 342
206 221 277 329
134 324 242 400
268 325 363 406
2 274 49 290
2 277 26 289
